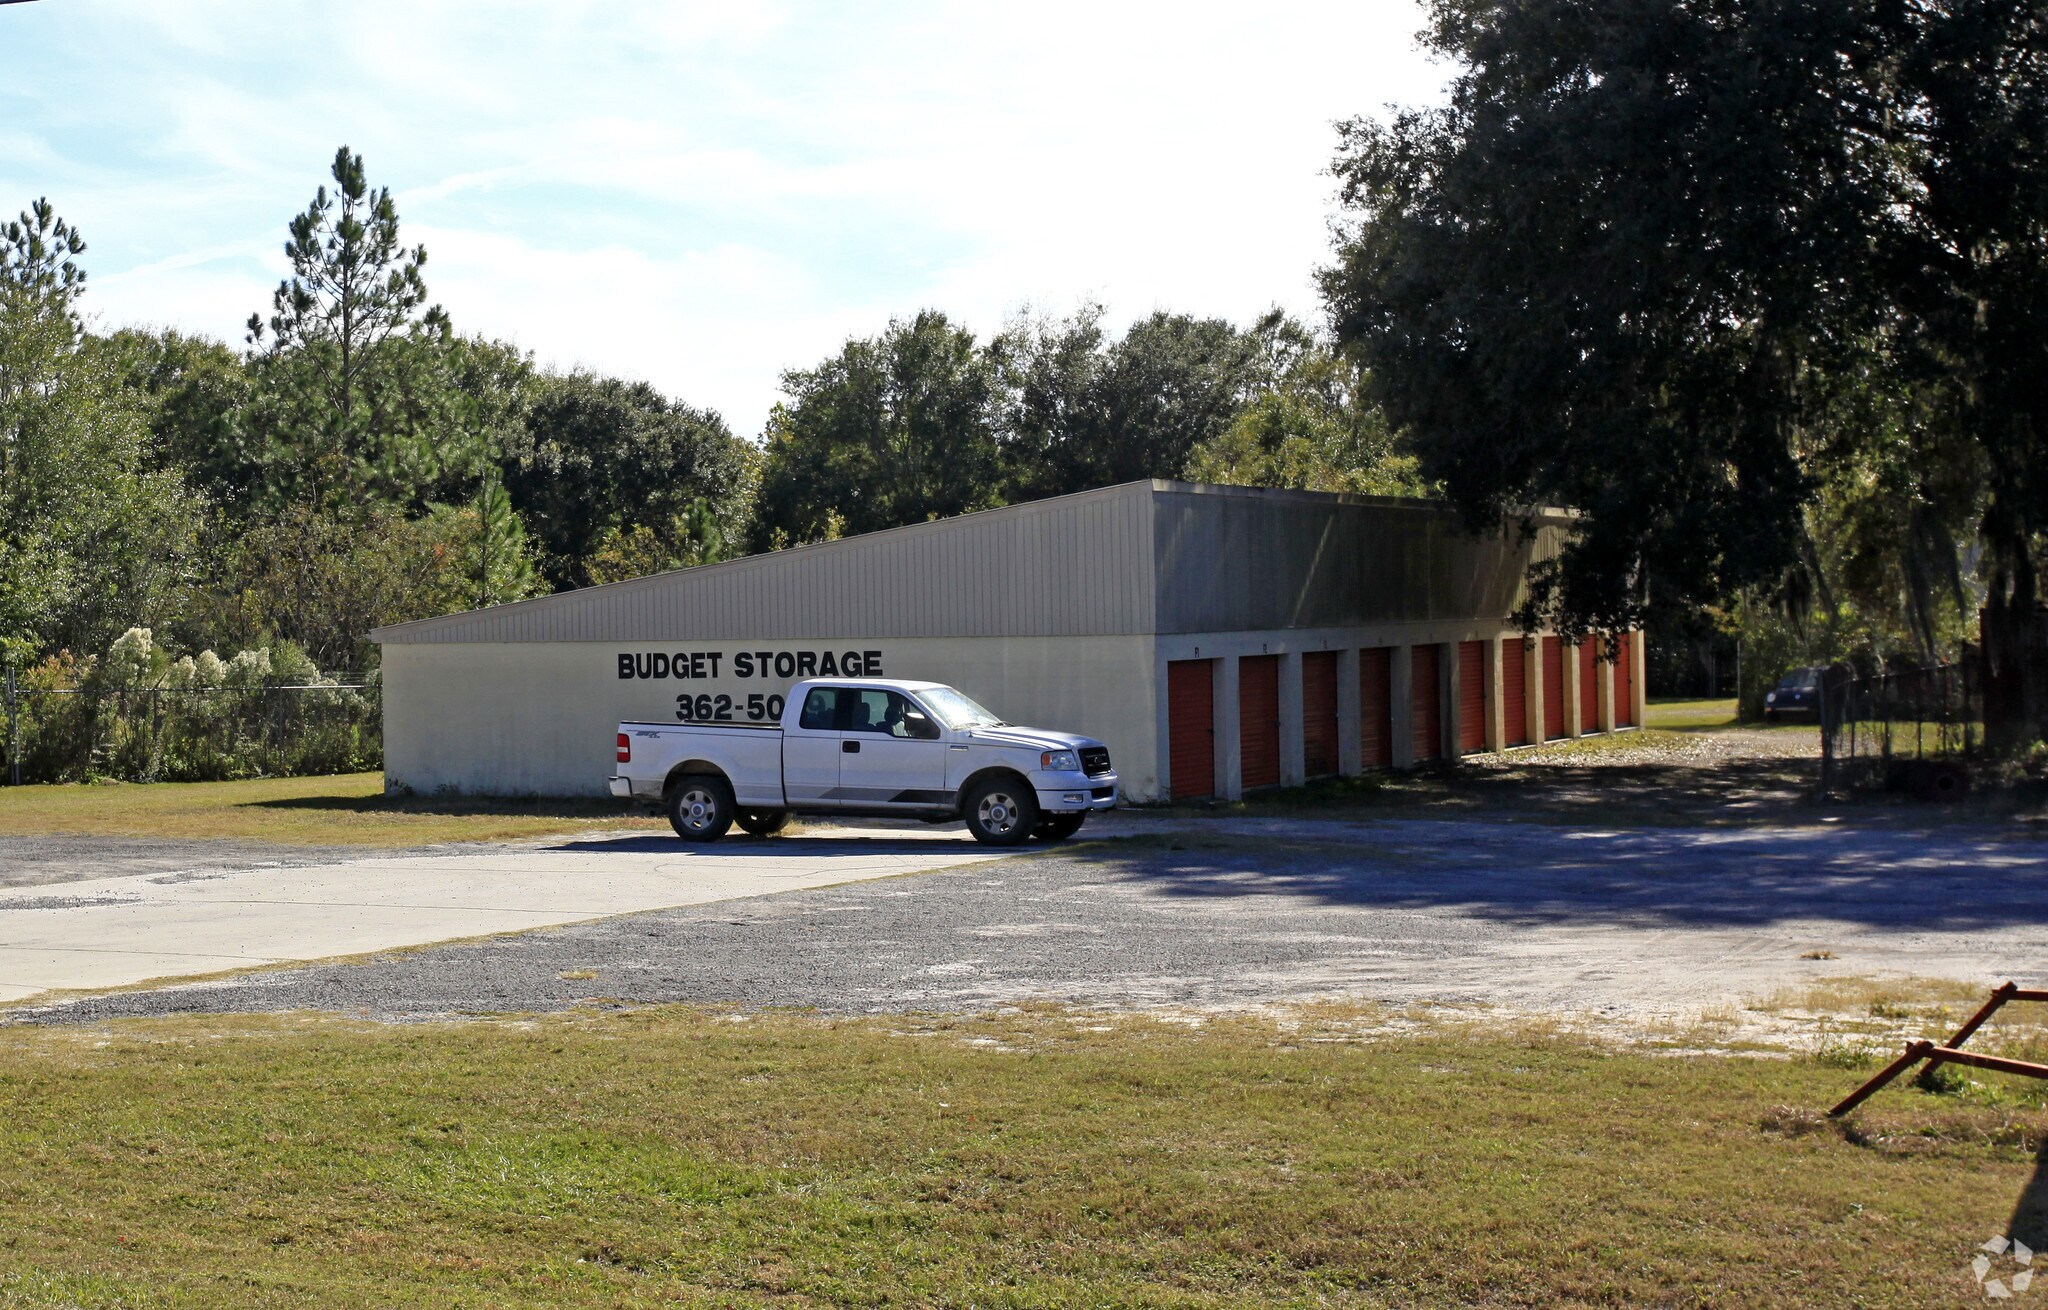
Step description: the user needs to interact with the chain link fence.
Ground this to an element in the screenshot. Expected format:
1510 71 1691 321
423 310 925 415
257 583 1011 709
1818 658 1981 798
2 669 382 785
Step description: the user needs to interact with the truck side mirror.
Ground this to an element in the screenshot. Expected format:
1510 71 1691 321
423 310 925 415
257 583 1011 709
906 712 940 740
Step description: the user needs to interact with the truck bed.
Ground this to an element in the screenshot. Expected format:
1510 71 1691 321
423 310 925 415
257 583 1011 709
618 721 787 808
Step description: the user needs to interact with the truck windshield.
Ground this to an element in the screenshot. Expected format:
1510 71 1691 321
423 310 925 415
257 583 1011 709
918 686 1004 729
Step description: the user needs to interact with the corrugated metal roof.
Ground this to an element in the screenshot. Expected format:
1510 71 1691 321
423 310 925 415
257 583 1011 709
372 480 1569 645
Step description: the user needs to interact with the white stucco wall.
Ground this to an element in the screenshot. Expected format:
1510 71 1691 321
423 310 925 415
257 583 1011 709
381 635 1163 801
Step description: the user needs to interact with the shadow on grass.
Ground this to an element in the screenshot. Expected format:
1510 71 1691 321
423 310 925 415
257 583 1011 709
245 793 638 818
2009 1140 2048 1262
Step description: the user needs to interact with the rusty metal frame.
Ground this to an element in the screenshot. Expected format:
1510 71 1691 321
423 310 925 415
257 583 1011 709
1831 981 2048 1116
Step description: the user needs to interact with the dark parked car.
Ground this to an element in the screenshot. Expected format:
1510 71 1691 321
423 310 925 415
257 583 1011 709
1763 667 1823 722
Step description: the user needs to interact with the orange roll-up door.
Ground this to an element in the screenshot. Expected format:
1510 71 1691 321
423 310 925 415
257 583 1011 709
1409 646 1441 761
1167 660 1215 799
1542 636 1566 740
1502 639 1530 747
1302 651 1339 778
1411 645 1442 762
1239 655 1282 790
1457 640 1486 755
1360 646 1393 768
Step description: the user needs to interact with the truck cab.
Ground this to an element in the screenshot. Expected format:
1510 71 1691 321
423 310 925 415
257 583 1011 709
610 678 1119 846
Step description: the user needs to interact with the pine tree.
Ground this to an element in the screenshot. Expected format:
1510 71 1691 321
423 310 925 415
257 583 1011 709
246 146 452 510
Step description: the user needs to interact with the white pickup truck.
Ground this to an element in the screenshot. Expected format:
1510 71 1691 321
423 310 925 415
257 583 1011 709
609 678 1119 845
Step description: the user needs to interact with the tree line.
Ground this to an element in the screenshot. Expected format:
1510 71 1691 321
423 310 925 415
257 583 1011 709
10 0 2047 748
0 148 1417 685
1324 0 2048 743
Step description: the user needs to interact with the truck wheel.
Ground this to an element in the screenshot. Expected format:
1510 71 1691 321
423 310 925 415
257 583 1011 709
735 809 791 837
667 775 735 842
965 776 1038 846
1032 813 1087 842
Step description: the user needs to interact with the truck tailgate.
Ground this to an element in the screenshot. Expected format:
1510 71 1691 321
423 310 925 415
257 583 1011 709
621 723 786 808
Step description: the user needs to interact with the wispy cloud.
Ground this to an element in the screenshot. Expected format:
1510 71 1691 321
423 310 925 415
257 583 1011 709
0 0 1445 434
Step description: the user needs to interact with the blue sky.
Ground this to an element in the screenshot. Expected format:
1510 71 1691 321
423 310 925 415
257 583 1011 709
1 2 1444 436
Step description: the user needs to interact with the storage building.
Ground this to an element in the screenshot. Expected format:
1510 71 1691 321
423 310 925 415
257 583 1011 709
372 480 1645 802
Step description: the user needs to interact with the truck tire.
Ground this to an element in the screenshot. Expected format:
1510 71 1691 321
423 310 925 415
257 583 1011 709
964 776 1038 846
735 809 791 837
667 775 735 842
1032 813 1087 842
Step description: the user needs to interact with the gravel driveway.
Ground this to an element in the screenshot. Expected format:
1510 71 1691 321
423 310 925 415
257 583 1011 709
13 815 2047 1027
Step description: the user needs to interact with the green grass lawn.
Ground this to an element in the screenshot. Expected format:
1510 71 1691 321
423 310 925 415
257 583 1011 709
0 1005 2035 1307
1646 697 1741 730
0 773 662 847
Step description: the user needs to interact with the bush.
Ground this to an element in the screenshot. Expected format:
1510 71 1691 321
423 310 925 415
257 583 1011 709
3 629 380 784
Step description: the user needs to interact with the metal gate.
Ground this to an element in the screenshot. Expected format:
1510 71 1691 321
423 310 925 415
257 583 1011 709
1502 639 1530 747
1167 659 1216 800
1360 646 1393 768
1238 655 1282 790
1457 640 1486 755
1541 636 1566 739
1412 645 1443 762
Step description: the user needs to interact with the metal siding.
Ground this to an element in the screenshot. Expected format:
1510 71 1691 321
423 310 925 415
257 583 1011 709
377 481 1158 645
1151 485 1567 635
377 480 1568 648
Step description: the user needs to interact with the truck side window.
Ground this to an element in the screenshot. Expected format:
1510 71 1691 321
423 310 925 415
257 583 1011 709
848 690 890 733
900 701 941 740
844 691 940 739
799 687 844 731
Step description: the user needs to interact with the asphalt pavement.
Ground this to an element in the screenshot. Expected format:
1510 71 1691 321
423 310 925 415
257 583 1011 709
10 816 2048 1026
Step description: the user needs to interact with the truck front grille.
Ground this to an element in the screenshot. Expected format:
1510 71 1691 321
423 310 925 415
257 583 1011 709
1080 747 1113 777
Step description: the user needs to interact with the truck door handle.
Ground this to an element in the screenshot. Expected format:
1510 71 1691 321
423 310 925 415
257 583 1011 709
842 740 860 754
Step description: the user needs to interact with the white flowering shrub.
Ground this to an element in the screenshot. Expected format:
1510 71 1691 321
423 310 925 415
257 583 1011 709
11 638 380 783
193 650 226 689
223 649 272 688
106 628 157 689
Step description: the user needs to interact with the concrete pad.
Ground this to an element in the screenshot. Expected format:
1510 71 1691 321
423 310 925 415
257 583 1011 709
0 827 1008 1003
0 949 295 1003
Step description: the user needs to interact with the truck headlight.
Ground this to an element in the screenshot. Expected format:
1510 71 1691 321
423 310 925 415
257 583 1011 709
1040 749 1080 772
1765 692 1776 703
